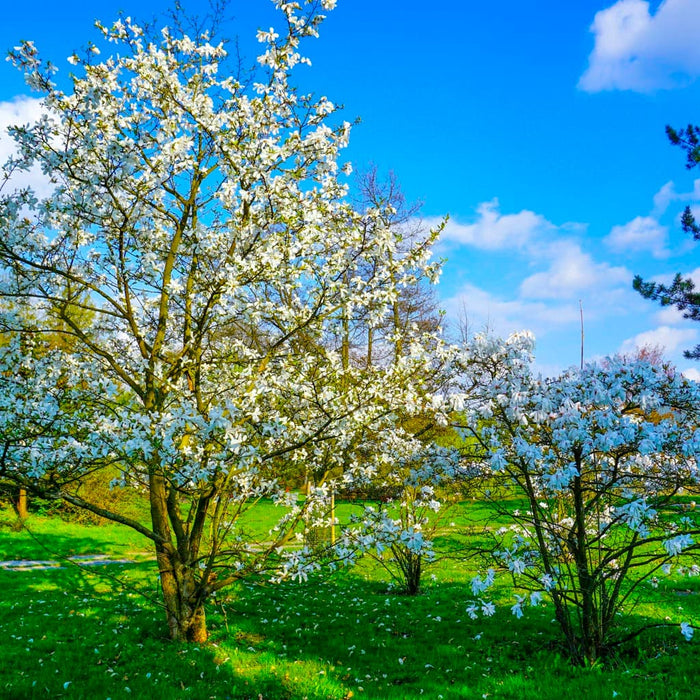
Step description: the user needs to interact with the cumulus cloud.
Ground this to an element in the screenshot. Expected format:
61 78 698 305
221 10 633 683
444 277 641 336
647 265 700 287
651 178 700 216
0 95 52 198
620 325 698 355
652 180 677 215
579 0 700 92
604 215 669 257
0 96 45 162
433 198 658 370
520 241 630 299
602 179 700 258
443 282 580 339
434 199 554 251
434 199 637 358
655 305 688 325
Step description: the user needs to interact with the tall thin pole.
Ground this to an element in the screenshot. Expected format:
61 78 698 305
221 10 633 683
330 489 336 545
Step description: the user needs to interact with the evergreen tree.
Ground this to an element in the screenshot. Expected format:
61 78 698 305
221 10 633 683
634 124 700 359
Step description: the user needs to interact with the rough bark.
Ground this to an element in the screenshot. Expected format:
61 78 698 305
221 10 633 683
149 466 209 642
157 547 208 643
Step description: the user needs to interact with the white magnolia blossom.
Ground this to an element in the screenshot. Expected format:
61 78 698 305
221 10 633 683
332 425 464 594
681 622 694 641
511 595 526 619
470 569 496 596
664 534 694 557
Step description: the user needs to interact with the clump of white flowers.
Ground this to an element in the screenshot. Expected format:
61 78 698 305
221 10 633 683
458 340 700 664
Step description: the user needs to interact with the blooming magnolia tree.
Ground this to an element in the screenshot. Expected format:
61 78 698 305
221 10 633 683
0 2 446 642
458 335 700 664
337 434 462 595
328 175 463 595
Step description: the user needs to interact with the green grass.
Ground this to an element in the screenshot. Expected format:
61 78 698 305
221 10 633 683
0 509 151 562
1 505 699 699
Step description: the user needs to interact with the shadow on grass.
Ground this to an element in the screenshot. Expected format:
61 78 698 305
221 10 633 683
0 512 151 563
2 556 700 699
216 572 700 699
0 561 320 700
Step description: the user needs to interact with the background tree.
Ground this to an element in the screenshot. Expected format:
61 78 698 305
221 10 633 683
324 168 463 595
0 1 445 642
634 124 700 359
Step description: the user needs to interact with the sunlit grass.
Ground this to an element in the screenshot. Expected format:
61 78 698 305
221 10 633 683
1 504 699 699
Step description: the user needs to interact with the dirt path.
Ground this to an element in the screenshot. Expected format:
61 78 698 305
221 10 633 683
0 554 136 571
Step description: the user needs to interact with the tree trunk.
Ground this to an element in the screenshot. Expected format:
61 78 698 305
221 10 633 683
157 547 208 642
16 488 28 520
148 467 208 643
572 472 600 665
10 487 28 532
405 553 421 596
394 546 422 595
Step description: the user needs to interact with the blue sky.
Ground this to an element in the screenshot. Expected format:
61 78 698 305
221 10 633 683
3 0 700 375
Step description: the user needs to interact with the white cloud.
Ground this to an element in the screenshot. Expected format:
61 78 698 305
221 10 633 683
443 282 580 340
435 199 640 366
655 305 688 325
434 199 621 305
579 0 700 92
520 241 630 299
604 215 669 257
687 204 700 229
0 96 45 163
434 199 653 369
652 180 677 215
651 178 700 215
682 367 700 381
602 179 700 259
649 265 700 287
620 324 698 355
0 95 52 198
0 96 43 157
435 198 553 251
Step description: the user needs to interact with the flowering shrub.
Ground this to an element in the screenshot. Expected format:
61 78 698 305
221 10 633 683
338 437 462 594
459 336 700 663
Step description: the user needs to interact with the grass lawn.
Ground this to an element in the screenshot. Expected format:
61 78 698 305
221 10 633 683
0 504 699 699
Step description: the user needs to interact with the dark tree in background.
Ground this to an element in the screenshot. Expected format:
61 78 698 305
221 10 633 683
634 124 700 359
